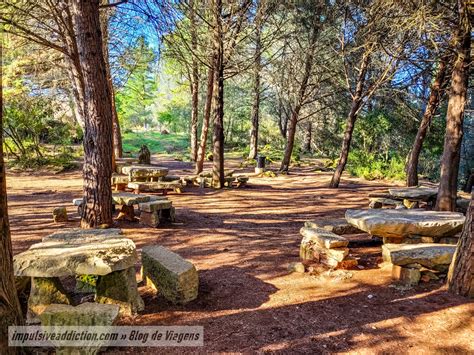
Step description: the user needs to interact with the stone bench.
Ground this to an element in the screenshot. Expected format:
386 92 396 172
14 228 144 320
138 200 175 227
128 181 184 194
304 218 362 235
368 197 404 209
299 227 357 269
141 245 198 304
39 303 120 354
382 243 456 286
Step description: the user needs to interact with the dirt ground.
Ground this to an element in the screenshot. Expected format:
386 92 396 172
6 157 474 354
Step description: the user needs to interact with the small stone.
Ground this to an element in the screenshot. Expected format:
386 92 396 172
52 207 68 222
421 270 439 280
288 262 306 273
392 265 421 285
420 274 431 283
367 294 374 299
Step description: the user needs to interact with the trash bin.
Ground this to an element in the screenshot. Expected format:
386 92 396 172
255 155 266 174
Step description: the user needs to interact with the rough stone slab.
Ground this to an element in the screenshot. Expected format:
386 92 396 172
388 187 438 201
300 227 349 249
40 302 119 326
44 228 123 242
139 200 172 213
112 192 151 206
141 245 198 304
304 219 362 235
40 303 120 354
15 232 137 277
122 165 169 179
382 243 456 268
345 209 465 238
128 181 183 192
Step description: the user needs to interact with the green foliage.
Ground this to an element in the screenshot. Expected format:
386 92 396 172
346 150 406 181
122 131 188 155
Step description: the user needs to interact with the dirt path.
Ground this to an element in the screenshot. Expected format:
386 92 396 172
6 159 473 353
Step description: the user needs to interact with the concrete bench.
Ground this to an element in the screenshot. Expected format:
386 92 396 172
141 245 198 304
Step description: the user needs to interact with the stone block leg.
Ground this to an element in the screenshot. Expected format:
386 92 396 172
28 277 71 322
95 267 144 316
140 211 160 227
116 205 136 221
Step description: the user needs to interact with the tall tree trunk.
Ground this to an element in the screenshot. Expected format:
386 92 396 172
436 1 471 211
447 194 473 297
0 40 23 354
280 10 320 172
248 5 263 160
406 54 449 186
71 0 114 228
195 65 214 174
280 109 299 172
100 2 122 162
330 51 371 188
302 121 312 153
211 0 225 188
189 0 199 162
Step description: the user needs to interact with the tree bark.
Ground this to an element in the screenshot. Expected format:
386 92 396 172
189 0 199 162
447 194 473 298
195 65 214 174
211 0 225 188
330 50 371 188
100 4 122 160
302 121 312 153
248 4 263 160
436 1 471 211
0 40 24 353
406 54 449 187
100 3 122 171
71 0 114 228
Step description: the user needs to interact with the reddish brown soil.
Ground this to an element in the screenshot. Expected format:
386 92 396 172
6 158 473 354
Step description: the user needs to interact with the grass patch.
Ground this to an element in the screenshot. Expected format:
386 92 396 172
122 131 189 156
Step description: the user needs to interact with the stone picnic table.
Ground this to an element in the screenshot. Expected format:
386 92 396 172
13 228 144 321
112 192 166 221
345 209 465 242
121 164 169 182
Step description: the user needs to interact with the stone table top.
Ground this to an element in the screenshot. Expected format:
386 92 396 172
388 187 438 201
14 228 137 277
121 165 169 179
345 209 465 238
112 192 152 206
